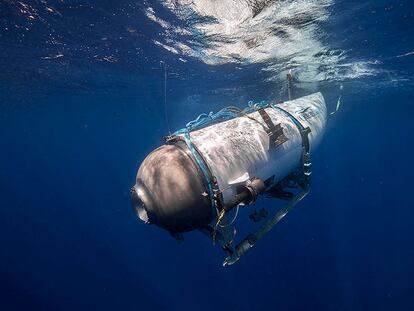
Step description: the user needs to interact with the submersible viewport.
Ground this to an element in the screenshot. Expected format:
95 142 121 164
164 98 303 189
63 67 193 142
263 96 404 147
131 92 327 266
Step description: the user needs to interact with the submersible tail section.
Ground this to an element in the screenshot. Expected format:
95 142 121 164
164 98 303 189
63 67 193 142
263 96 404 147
131 92 327 265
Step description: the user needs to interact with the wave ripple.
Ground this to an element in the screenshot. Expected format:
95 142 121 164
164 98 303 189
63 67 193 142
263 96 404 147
145 0 379 84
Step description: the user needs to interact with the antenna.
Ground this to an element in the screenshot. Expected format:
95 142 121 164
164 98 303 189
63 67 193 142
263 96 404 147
161 61 171 135
287 69 293 101
330 85 343 116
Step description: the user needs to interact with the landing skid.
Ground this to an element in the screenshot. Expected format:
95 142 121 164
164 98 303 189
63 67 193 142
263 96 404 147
222 185 309 266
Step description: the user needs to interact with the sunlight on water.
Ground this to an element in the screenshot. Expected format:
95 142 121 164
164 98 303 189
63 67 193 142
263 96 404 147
145 0 380 85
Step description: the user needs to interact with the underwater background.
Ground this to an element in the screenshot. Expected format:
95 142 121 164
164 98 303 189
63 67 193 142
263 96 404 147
1 0 413 310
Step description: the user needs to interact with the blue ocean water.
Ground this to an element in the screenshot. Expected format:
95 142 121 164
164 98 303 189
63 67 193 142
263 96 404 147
1 1 413 310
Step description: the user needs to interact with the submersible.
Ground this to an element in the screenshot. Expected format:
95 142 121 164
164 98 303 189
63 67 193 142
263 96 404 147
131 92 327 265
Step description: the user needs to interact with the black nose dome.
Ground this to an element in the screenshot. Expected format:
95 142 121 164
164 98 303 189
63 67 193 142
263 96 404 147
132 143 214 233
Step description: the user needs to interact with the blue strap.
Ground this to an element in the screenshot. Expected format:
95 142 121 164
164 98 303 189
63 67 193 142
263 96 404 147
181 129 218 216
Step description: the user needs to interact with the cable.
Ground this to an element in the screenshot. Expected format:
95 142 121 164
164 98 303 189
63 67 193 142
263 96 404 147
218 205 240 228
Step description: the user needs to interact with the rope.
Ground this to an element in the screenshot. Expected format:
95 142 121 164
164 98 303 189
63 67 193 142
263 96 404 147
174 100 269 135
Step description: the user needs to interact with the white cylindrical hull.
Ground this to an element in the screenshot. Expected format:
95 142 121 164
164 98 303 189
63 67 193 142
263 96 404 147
186 92 327 205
